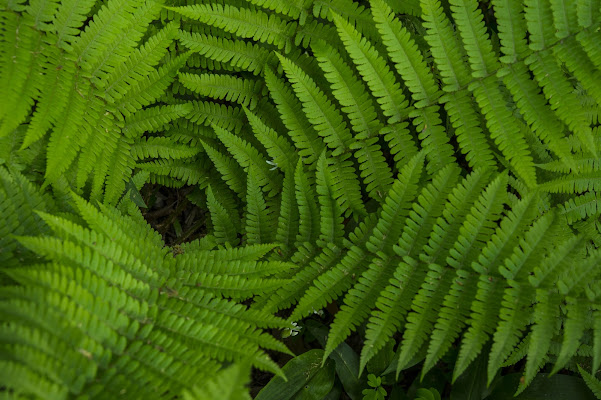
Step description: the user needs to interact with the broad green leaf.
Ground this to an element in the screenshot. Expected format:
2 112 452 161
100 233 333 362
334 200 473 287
450 349 491 400
255 349 336 400
305 320 364 400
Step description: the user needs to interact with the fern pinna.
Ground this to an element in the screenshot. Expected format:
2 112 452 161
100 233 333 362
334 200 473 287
3 0 601 397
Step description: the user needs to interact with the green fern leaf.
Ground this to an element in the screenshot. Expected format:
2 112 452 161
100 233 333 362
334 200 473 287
316 151 345 246
275 171 300 256
263 67 324 164
166 3 295 50
370 0 440 107
491 0 529 64
450 0 499 78
311 40 382 139
294 159 320 244
276 52 354 156
207 185 240 246
123 103 193 138
179 73 262 110
331 12 409 124
245 166 275 245
178 30 276 75
244 107 298 174
421 0 471 91
213 124 283 197
523 290 561 386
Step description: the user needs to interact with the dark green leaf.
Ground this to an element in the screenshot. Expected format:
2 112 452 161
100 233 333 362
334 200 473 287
305 320 365 400
451 347 490 400
255 349 335 400
127 178 147 208
486 373 596 400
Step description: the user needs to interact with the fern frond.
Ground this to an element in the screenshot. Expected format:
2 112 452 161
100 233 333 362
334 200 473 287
311 40 382 138
313 0 377 38
553 38 601 116
200 139 247 197
294 15 340 48
183 362 252 400
325 156 425 361
370 0 440 108
350 137 393 201
324 254 399 360
421 0 471 91
558 192 601 224
290 215 378 320
51 0 96 51
421 169 492 265
245 166 275 245
103 137 135 205
491 0 529 64
123 103 193 138
246 0 311 21
72 0 151 66
578 365 601 399
186 101 244 134
472 193 539 276
275 171 299 256
1 175 290 397
178 73 262 110
331 12 409 124
263 67 325 164
551 300 588 374
206 186 240 246
213 124 283 197
442 91 496 170
43 76 91 184
423 270 479 376
367 153 425 256
499 63 573 165
380 122 419 171
539 171 601 193
166 4 295 50
178 30 276 75
453 275 504 380
138 158 211 186
450 0 499 78
470 77 537 187
243 107 298 174
262 243 343 312
86 3 166 86
526 50 596 154
550 0 579 39
0 167 54 270
395 263 455 374
0 14 45 137
20 50 73 149
410 105 456 174
524 290 562 385
276 53 354 157
316 151 345 246
113 52 190 117
447 172 508 270
294 159 320 244
362 164 459 369
486 284 532 382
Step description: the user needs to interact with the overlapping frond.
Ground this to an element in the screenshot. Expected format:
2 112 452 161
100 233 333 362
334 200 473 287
5 0 601 395
0 169 291 399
